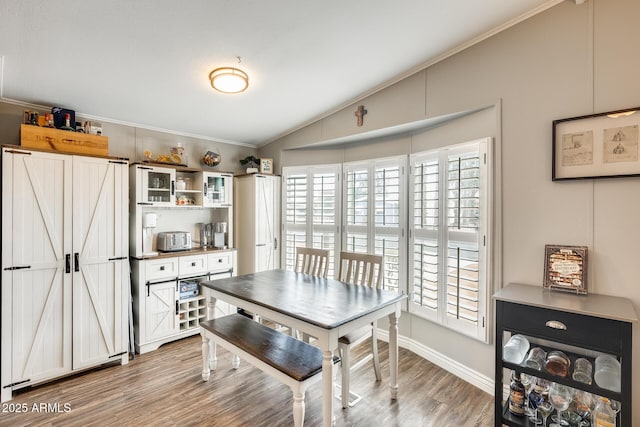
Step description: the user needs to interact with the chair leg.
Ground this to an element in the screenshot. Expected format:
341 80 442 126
339 343 350 409
371 327 382 381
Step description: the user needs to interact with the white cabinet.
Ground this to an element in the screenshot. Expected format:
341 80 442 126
202 172 233 208
129 163 235 258
234 174 281 275
144 278 178 343
130 164 176 207
131 250 237 354
1 147 129 402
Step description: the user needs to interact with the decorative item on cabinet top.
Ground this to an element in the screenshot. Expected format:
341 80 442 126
20 123 109 156
259 158 273 174
543 244 588 295
201 150 221 167
239 155 259 174
143 147 187 166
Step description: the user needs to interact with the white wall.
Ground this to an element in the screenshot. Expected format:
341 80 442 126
261 0 640 423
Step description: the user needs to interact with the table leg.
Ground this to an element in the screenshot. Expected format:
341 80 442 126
389 312 399 400
201 333 211 381
322 349 334 427
207 295 216 320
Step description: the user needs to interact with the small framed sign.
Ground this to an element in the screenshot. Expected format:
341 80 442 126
543 244 588 295
260 158 273 174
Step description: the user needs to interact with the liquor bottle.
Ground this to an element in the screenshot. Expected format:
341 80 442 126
593 397 616 427
508 371 525 416
45 113 55 128
60 113 75 131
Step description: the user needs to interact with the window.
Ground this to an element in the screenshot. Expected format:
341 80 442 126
281 138 492 342
282 165 341 277
409 138 491 342
344 157 407 292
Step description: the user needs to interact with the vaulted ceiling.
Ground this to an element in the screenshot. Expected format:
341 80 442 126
0 0 562 146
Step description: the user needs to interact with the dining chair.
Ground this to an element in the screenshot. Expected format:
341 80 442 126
336 251 383 408
294 247 329 278
291 247 330 340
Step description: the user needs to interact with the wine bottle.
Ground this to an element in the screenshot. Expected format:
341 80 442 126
60 113 75 131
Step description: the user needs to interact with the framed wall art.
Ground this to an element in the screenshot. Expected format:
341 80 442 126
259 158 273 174
543 244 588 295
552 107 640 180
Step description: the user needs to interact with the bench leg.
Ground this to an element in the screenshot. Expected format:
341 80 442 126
210 339 218 370
291 384 307 427
231 354 240 369
201 333 211 381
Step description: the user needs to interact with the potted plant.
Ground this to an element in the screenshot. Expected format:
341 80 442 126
240 155 260 174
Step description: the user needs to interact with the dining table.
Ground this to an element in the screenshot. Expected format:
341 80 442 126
200 269 407 427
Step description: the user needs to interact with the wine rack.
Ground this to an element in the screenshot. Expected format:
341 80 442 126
178 295 207 331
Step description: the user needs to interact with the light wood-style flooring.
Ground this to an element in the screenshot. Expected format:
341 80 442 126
1 336 494 426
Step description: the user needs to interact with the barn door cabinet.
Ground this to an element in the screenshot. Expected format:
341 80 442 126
1 146 129 402
494 283 636 427
234 174 281 275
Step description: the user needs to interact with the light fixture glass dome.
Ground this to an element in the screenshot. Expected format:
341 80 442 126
209 67 249 94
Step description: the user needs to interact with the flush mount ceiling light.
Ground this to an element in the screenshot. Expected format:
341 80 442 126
209 67 249 94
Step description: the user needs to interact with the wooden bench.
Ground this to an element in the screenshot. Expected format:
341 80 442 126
200 314 330 427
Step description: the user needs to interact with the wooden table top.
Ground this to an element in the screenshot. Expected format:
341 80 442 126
201 269 407 329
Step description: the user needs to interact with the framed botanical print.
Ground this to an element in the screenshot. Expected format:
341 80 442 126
553 107 640 180
260 158 273 174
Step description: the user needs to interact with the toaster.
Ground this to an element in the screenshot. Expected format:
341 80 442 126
157 231 192 252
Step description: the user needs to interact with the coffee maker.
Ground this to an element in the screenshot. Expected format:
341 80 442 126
198 223 214 248
213 222 227 249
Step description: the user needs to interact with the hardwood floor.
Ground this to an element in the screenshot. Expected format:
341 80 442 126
1 336 494 426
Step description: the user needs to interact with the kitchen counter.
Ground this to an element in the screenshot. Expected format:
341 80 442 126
132 246 235 260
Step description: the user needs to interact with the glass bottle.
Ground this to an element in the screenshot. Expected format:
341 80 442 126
508 371 525 417
593 397 616 427
60 113 75 131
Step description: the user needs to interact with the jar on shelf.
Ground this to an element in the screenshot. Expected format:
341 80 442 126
176 177 186 191
544 350 570 377
503 334 530 364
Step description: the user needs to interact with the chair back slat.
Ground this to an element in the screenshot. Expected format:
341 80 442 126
337 251 383 288
294 247 329 278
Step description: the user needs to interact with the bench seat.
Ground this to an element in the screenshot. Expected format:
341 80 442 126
200 314 333 427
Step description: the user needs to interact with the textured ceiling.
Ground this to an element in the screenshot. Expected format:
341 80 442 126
0 0 562 146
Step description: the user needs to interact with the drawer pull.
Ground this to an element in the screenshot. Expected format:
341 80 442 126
191 262 196 267
160 266 165 271
546 320 567 330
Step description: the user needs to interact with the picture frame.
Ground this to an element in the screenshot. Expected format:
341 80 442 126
543 244 588 295
259 158 273 174
553 106 640 180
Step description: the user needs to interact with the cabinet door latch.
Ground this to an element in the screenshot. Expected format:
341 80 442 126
4 265 31 271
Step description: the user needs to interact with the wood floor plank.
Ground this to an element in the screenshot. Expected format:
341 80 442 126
1 336 494 426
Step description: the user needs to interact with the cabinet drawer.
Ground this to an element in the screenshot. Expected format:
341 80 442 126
179 254 208 276
145 258 179 281
501 301 623 353
208 252 233 273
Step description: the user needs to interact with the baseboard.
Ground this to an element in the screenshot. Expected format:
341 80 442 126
376 329 495 396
